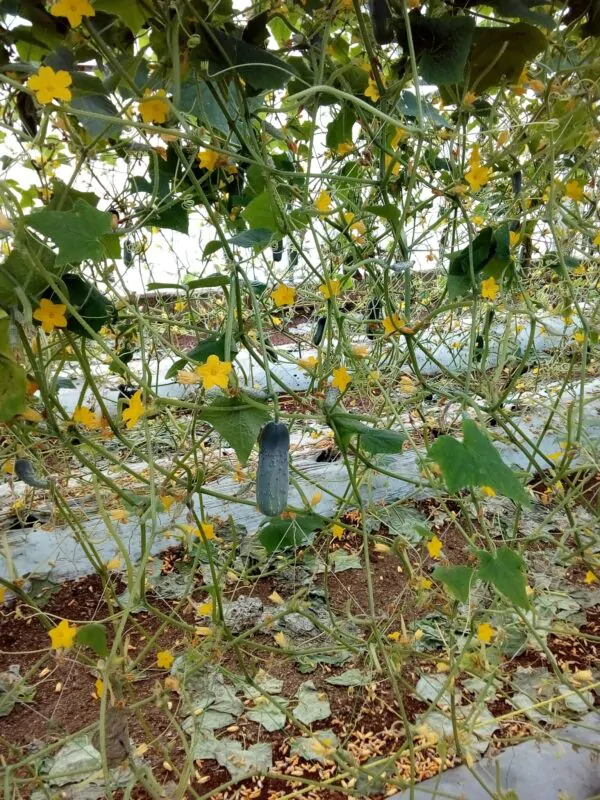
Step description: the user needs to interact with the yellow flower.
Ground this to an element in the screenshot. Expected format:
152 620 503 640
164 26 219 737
198 149 224 171
481 276 499 301
336 141 354 156
383 313 404 335
476 622 495 644
387 631 403 642
593 232 600 246
481 485 496 497
72 406 102 430
195 354 232 390
176 369 202 385
352 344 369 358
274 631 288 647
49 619 78 650
33 298 68 334
390 127 406 149
462 91 477 105
509 231 521 247
197 599 214 615
95 678 104 698
105 556 121 570
364 78 380 102
310 491 322 506
472 215 485 226
465 163 493 192
174 300 187 312
331 524 345 539
198 522 215 540
50 0 95 27
584 571 597 585
299 355 318 371
28 66 72 104
315 191 332 214
565 180 584 202
574 331 585 344
319 280 341 300
417 577 432 590
160 495 176 511
271 284 296 307
122 390 145 429
426 535 443 559
332 365 351 392
138 90 170 124
156 650 175 669
269 591 284 605
343 213 366 236
497 130 509 146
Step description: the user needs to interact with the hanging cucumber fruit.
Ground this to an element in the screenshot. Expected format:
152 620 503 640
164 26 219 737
256 421 290 516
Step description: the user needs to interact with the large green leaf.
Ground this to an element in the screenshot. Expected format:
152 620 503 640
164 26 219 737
241 192 280 232
258 514 322 553
145 203 189 234
26 200 113 266
165 333 235 379
467 23 547 91
329 412 405 454
477 546 530 609
447 227 495 299
326 106 357 150
70 94 122 139
75 623 109 657
428 418 530 505
94 0 150 32
198 396 271 464
432 565 474 602
0 355 27 422
0 229 58 307
398 13 476 86
204 27 295 90
228 229 273 248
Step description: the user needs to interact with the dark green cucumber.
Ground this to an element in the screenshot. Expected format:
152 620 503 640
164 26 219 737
369 0 394 44
256 421 290 516
312 316 327 346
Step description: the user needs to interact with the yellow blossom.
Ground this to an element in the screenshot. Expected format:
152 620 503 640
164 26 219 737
497 130 509 146
332 366 351 392
195 355 232 390
50 0 95 27
364 78 380 102
198 149 224 171
383 313 405 335
197 522 215 540
481 485 496 497
310 492 322 506
472 215 485 226
387 631 403 642
274 631 288 647
352 344 369 358
122 390 145 429
462 91 477 105
509 231 521 247
49 619 78 650
72 406 102 430
33 298 68 334
593 232 600 246
336 141 354 156
426 535 443 559
160 495 176 511
476 622 495 644
95 678 104 698
269 590 284 604
319 280 341 299
156 650 175 669
565 180 585 202
28 66 72 104
138 90 170 124
174 300 187 312
197 599 214 615
465 163 493 192
331 524 345 539
390 128 406 149
299 355 318 371
271 284 296 307
481 276 499 301
584 571 597 585
417 577 432 590
106 556 121 570
574 331 585 344
315 191 333 214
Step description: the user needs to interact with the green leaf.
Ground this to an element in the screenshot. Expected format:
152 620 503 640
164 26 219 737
70 94 121 139
198 396 271 464
26 200 113 266
228 229 273 248
477 546 530 609
491 0 554 28
187 275 229 290
467 23 547 91
0 230 58 307
447 226 495 299
94 0 150 32
49 274 110 338
205 27 295 90
204 241 223 258
0 355 27 422
326 106 356 150
399 14 476 86
165 333 234 379
75 623 109 657
241 192 280 232
428 418 530 505
258 514 322 553
146 282 187 291
432 565 474 602
145 203 189 234
329 412 405 454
